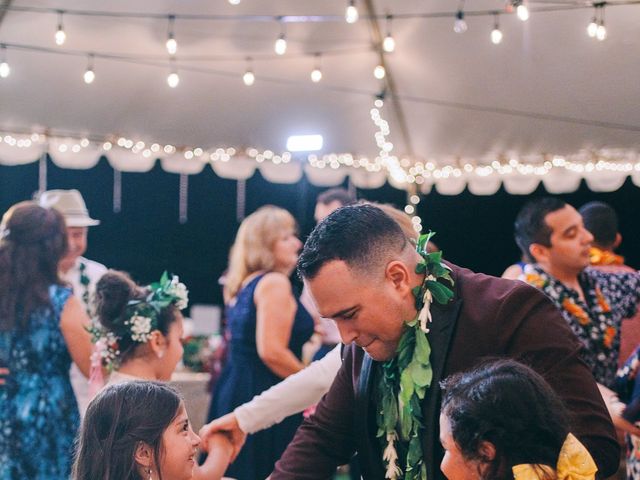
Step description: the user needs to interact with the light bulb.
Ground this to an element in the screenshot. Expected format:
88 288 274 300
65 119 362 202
491 27 503 44
83 69 95 84
345 1 359 24
454 11 467 34
516 4 529 21
383 34 395 53
55 27 66 46
0 61 9 79
373 64 385 79
166 37 177 55
596 23 607 41
274 34 287 55
587 18 598 38
311 68 322 82
167 72 180 88
243 70 255 86
228 0 241 4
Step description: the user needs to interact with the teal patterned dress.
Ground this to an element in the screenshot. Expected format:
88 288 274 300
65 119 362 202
0 285 79 479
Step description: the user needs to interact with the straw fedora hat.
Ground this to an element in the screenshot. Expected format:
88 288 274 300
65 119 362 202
38 189 100 227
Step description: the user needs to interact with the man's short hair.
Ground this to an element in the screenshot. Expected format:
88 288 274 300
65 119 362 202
579 201 618 248
297 204 407 280
316 188 356 207
514 197 567 262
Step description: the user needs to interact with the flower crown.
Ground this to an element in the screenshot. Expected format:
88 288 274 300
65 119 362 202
89 272 189 371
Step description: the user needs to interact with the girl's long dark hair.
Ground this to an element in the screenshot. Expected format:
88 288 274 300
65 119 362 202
73 381 182 480
440 359 570 480
0 202 67 331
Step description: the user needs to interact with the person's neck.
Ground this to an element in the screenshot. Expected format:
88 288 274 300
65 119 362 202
117 357 161 381
59 257 78 274
539 264 584 297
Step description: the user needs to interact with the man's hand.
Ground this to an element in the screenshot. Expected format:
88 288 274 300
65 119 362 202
199 412 247 463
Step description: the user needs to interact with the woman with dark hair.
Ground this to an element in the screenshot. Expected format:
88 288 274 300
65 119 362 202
91 270 232 479
73 381 201 480
0 201 92 479
439 359 598 480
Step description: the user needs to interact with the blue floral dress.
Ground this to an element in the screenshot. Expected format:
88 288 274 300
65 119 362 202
0 285 79 479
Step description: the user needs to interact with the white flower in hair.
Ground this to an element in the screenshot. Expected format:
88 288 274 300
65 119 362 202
168 275 189 310
129 315 153 342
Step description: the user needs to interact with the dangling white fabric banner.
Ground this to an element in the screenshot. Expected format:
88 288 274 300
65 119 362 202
502 173 541 195
349 169 387 189
210 155 256 180
107 147 158 172
0 141 45 165
303 164 346 186
49 139 102 169
161 153 206 175
259 161 303 184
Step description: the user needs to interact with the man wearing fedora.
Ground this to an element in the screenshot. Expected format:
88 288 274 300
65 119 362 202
38 189 107 415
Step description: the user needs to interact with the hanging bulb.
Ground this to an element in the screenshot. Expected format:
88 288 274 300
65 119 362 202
383 16 395 53
345 0 359 24
166 16 177 55
167 71 179 88
491 15 503 44
274 33 287 55
587 17 598 38
0 45 9 79
228 0 241 4
310 53 322 82
83 54 95 84
596 22 607 41
55 12 66 45
243 59 255 86
454 10 467 34
373 64 386 80
516 2 529 22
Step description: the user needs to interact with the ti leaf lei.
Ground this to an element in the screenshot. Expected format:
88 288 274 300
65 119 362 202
376 232 454 480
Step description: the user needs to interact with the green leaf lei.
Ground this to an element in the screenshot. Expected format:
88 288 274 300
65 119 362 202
376 232 454 480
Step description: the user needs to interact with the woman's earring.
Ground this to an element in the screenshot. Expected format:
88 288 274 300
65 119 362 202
147 468 153 480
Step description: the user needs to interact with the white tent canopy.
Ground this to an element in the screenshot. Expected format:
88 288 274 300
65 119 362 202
1 0 639 194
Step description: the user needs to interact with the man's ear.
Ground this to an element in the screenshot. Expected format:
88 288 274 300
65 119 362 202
529 243 548 264
148 330 167 359
613 233 622 250
134 441 154 468
478 440 496 463
385 260 412 294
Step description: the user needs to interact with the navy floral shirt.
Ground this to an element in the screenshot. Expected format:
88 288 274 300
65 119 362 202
523 265 640 387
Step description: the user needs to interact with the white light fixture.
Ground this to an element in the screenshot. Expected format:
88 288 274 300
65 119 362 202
454 10 467 34
383 16 395 53
55 11 66 45
167 58 179 88
286 134 323 152
83 54 95 84
345 0 359 24
243 58 255 86
516 1 529 21
310 53 322 82
274 20 287 56
596 6 607 41
491 14 503 44
587 16 598 38
228 0 241 4
0 45 9 79
166 16 177 55
373 64 386 79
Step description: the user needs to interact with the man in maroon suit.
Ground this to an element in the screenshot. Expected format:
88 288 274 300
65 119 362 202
271 204 619 480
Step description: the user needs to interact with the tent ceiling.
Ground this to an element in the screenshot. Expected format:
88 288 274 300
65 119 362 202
0 1 639 169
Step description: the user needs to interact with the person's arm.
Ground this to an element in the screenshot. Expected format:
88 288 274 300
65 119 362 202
499 284 620 478
597 383 640 437
254 272 305 378
60 295 92 377
199 345 342 457
271 346 358 479
193 433 234 480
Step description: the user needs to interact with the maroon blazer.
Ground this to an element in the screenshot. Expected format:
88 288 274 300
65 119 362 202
272 264 619 479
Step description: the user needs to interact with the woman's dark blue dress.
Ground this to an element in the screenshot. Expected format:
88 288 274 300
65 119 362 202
208 274 314 480
0 285 79 479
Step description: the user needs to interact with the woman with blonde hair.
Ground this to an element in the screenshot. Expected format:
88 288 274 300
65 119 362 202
207 205 314 480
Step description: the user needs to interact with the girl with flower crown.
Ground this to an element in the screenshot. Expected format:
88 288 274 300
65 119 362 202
90 270 232 480
439 359 598 480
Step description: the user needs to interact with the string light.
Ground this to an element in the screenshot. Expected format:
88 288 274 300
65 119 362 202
310 53 322 82
373 64 386 79
587 13 598 38
0 45 9 79
274 21 287 55
491 14 503 44
454 10 467 34
166 16 177 55
596 6 607 41
345 0 359 24
167 59 179 88
382 16 395 53
228 0 241 4
515 1 530 22
55 11 67 46
83 54 95 84
243 57 255 86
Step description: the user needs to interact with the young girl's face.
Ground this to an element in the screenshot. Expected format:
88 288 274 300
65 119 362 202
159 402 201 480
439 413 483 480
